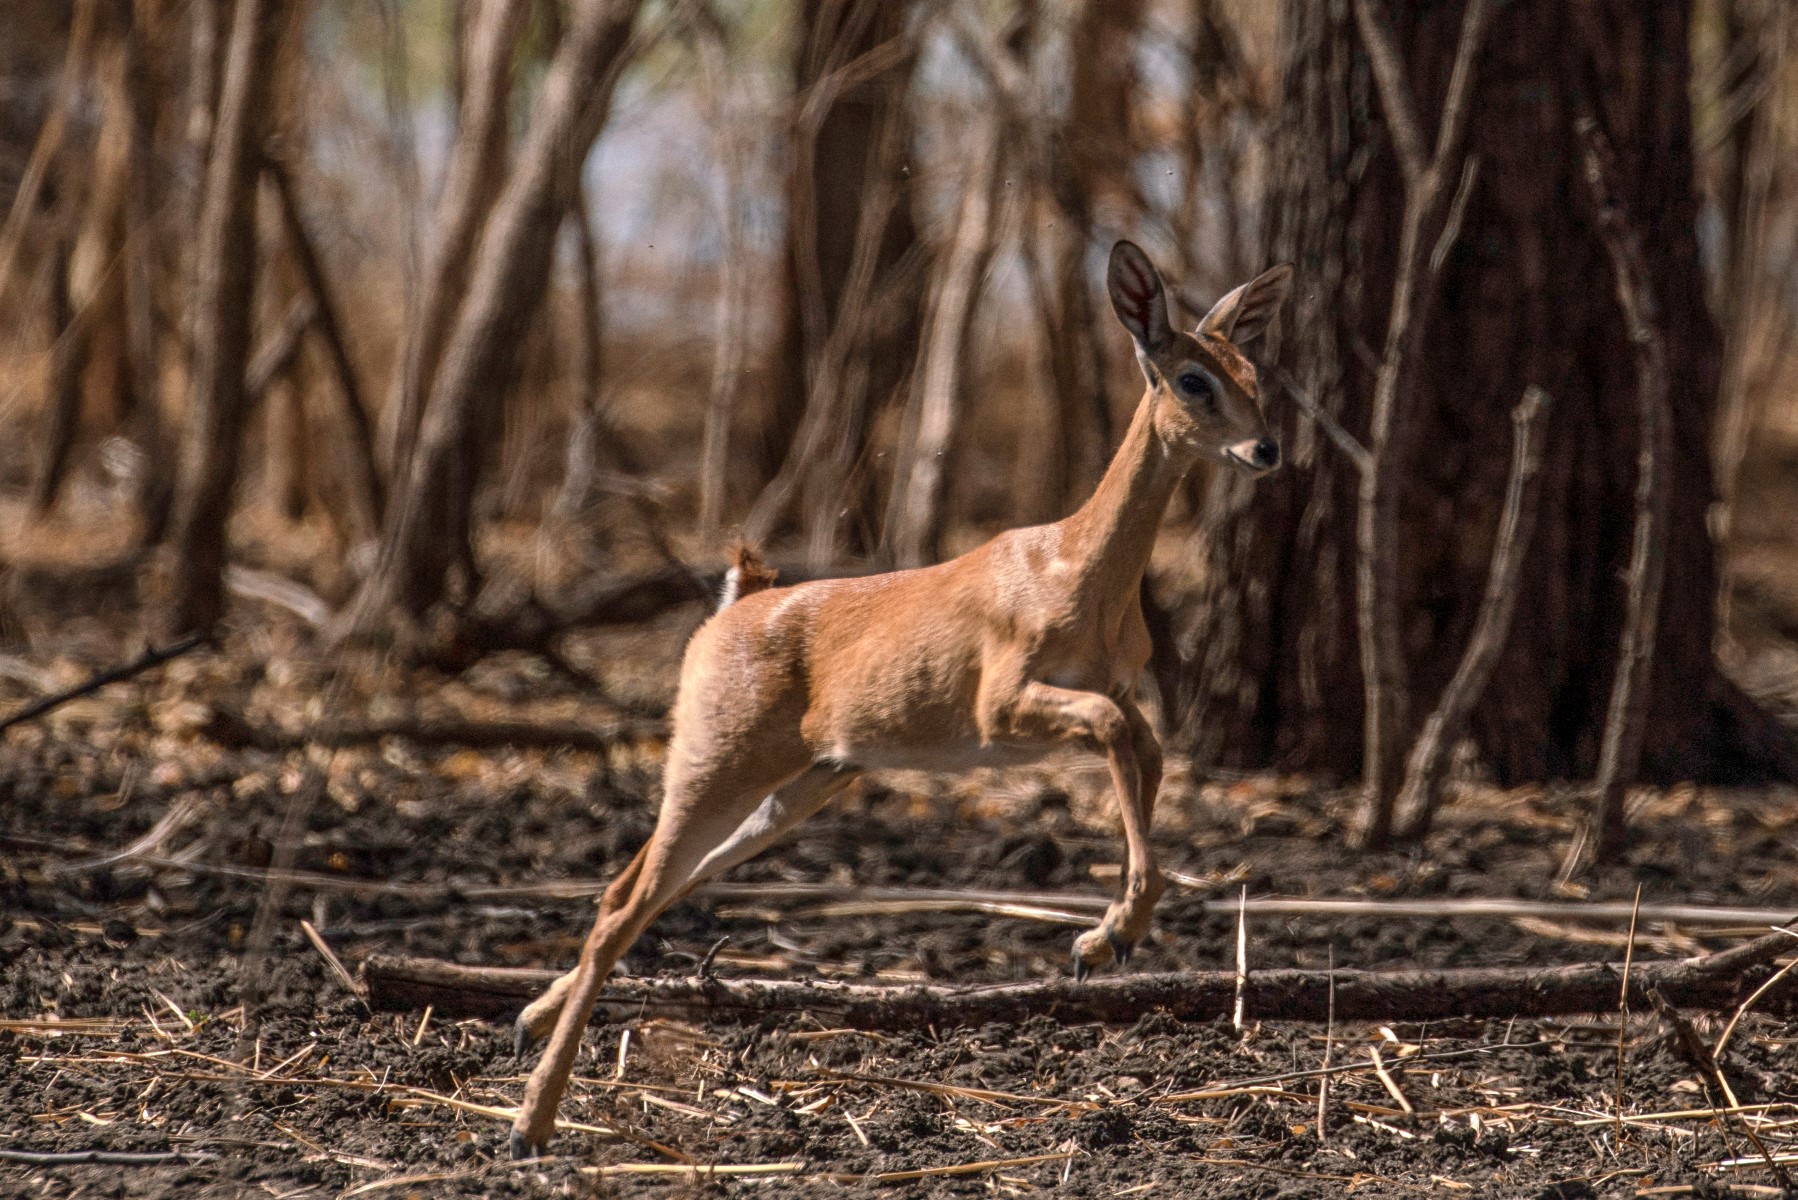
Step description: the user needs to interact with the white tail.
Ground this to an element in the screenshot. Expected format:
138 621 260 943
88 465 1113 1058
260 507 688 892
508 242 1292 1157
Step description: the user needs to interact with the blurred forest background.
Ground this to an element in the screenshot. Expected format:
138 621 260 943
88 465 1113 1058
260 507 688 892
1 0 1796 846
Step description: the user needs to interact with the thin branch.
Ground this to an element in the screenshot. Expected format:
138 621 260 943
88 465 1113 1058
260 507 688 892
1429 156 1480 276
1270 366 1371 474
0 636 206 736
1394 386 1552 839
1351 0 1426 184
1578 114 1672 862
1352 0 1494 847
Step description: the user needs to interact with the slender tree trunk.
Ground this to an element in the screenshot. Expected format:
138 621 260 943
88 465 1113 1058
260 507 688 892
1176 0 1798 792
382 0 528 480
162 0 281 638
341 0 643 637
883 109 1002 568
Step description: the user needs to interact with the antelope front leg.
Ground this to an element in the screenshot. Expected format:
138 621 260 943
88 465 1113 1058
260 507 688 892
987 682 1162 978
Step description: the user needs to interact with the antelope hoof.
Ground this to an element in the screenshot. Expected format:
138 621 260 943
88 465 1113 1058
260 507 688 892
1108 931 1133 969
1071 928 1116 980
512 1017 535 1058
509 1129 549 1161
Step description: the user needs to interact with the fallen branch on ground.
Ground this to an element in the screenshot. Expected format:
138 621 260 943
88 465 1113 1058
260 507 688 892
360 927 1797 1030
0 635 206 736
0 1148 214 1166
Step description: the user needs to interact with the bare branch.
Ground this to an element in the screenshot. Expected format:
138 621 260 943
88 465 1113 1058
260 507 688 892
1429 156 1480 276
1270 366 1372 475
1578 115 1672 862
1351 0 1426 184
1394 387 1552 840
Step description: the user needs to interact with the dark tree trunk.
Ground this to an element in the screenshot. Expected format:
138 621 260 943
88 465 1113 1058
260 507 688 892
162 0 280 638
1176 0 1797 789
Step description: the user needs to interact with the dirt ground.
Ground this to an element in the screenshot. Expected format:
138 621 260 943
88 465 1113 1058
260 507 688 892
2 613 1797 1200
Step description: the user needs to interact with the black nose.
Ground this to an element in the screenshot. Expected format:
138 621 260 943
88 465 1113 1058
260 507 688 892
1251 438 1280 470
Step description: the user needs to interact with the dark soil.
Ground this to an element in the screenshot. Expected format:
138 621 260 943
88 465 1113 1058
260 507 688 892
3 632 1797 1197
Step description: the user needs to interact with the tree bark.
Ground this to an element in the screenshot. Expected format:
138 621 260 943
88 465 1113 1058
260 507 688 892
162 0 282 638
341 0 643 637
1176 0 1798 792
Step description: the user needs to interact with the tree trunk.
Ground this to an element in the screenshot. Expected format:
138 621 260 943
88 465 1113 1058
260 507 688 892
882 107 1002 568
162 0 281 638
381 0 526 480
1176 0 1798 791
341 0 642 637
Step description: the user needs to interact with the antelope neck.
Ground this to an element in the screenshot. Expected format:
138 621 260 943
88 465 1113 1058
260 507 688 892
1059 389 1195 605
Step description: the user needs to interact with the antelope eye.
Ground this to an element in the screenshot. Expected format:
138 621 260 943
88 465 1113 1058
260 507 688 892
1177 372 1214 403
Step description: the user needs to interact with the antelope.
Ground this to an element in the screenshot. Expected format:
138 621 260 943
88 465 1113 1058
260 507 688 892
508 241 1291 1157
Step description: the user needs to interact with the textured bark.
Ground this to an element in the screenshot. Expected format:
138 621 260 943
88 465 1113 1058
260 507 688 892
163 0 281 638
342 0 642 634
362 929 1798 1028
1177 0 1796 789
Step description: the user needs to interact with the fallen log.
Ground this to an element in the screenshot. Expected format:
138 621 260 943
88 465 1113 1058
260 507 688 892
360 926 1797 1030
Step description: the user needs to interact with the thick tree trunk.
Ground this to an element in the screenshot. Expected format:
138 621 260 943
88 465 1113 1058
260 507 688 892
162 0 280 638
1176 0 1798 790
341 0 642 636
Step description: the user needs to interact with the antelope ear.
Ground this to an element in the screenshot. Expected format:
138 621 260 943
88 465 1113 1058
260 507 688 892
1197 263 1293 346
1108 240 1173 353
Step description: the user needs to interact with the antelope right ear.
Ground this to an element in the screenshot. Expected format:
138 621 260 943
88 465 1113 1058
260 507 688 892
1197 263 1293 346
1108 241 1174 353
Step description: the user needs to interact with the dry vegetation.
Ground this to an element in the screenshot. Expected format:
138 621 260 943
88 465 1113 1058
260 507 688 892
3 0 1798 1195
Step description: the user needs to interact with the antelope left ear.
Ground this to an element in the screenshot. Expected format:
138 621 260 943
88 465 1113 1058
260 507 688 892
1197 263 1293 346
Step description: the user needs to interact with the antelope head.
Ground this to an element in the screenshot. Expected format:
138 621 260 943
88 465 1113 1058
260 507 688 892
1107 240 1292 476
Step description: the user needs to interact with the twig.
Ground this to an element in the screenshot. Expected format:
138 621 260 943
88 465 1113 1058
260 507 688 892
1395 386 1552 839
1318 948 1335 1141
0 635 206 736
1615 885 1643 1142
1714 927 1798 1060
1648 986 1792 1188
1368 1043 1414 1115
1233 885 1249 1031
1270 365 1371 474
299 918 366 1003
1578 114 1672 862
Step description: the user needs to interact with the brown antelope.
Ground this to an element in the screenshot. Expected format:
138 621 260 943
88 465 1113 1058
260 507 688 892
508 241 1290 1157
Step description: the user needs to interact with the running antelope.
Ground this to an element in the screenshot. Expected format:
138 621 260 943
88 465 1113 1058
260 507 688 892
509 241 1291 1157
